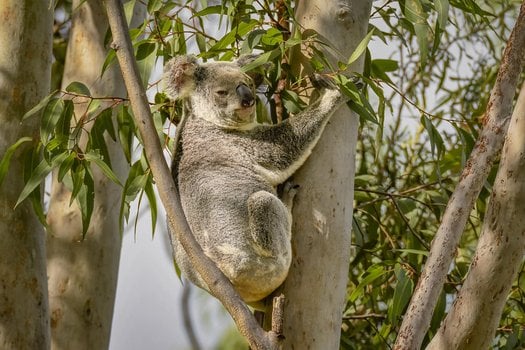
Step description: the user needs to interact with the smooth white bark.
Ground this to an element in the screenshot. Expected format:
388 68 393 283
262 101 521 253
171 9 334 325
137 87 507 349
426 80 525 350
396 3 525 348
0 1 53 348
46 1 141 348
279 1 372 348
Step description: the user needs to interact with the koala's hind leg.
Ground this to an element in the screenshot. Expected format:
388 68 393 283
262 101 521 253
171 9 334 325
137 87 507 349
247 191 292 257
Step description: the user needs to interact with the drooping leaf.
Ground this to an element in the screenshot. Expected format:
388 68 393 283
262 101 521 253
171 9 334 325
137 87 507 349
76 165 95 238
84 150 122 186
22 90 58 120
0 137 33 186
57 151 77 183
435 0 450 28
15 157 55 208
40 98 65 145
388 266 414 326
421 115 444 159
117 104 135 163
144 179 157 236
347 29 375 66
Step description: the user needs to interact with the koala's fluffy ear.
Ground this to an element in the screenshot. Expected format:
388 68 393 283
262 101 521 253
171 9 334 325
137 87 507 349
163 55 199 100
235 54 272 87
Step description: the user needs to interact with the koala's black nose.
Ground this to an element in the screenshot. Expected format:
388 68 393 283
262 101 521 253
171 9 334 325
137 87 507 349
237 84 255 108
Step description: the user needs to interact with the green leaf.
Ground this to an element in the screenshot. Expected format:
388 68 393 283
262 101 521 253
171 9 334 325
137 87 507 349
405 0 427 24
84 150 122 186
57 151 77 182
192 5 223 17
347 28 374 66
70 164 84 206
76 166 95 237
240 50 278 73
57 99 74 137
145 179 157 235
123 0 137 23
349 264 390 302
430 291 446 332
421 115 444 159
414 23 430 65
0 137 32 186
136 41 157 60
117 105 135 163
136 43 157 87
388 266 414 326
371 59 399 83
119 161 148 232
435 0 449 28
208 19 258 52
88 108 116 169
15 158 53 208
22 90 58 120
196 32 207 55
65 81 91 96
147 0 162 13
41 98 65 145
261 27 283 47
101 49 117 77
281 89 305 114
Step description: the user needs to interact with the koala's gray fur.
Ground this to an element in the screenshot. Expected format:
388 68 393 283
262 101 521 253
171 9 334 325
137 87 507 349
163 55 346 304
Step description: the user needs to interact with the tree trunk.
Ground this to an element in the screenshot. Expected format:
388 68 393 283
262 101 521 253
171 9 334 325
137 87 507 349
0 1 53 349
426 80 525 350
279 1 372 348
46 1 142 348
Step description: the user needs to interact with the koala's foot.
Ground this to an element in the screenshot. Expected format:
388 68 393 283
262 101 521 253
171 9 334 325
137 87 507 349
281 181 299 211
247 190 292 254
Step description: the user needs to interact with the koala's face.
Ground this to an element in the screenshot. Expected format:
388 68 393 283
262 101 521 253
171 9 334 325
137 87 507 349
163 55 264 129
190 62 257 129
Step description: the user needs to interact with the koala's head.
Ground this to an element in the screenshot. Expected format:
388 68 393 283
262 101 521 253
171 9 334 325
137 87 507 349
163 55 263 129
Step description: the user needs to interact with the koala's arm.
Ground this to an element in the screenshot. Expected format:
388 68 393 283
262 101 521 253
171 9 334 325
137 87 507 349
249 87 347 185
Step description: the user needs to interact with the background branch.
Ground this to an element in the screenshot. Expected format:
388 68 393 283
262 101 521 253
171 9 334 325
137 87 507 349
395 2 525 348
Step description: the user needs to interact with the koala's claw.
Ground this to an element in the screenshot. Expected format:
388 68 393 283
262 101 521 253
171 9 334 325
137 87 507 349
281 181 299 209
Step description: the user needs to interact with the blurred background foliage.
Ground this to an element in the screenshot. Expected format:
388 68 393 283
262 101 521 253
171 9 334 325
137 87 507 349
20 0 525 348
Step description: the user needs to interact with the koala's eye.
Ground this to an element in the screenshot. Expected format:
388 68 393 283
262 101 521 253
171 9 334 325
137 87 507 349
215 90 228 96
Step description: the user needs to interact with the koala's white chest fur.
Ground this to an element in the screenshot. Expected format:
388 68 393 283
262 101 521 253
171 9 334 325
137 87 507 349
164 55 346 305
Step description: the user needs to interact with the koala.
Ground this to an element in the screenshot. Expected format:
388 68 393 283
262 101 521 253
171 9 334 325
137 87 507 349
163 55 346 305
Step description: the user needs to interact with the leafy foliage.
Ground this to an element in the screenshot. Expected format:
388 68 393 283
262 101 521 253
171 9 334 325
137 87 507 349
1 0 524 347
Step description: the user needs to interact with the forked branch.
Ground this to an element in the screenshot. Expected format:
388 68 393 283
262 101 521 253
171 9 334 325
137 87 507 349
395 2 525 349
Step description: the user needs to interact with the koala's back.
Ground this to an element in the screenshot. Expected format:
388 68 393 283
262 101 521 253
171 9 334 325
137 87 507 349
173 116 289 302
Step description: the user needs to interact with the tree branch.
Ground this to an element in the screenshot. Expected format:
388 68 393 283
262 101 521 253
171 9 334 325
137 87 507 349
102 1 278 349
426 79 525 350
395 2 525 349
